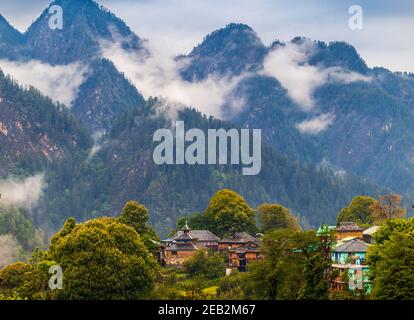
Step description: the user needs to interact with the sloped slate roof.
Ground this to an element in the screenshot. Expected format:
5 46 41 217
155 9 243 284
229 242 260 253
234 245 260 254
173 230 220 242
334 238 369 253
174 232 195 241
165 242 206 251
219 232 257 243
336 222 365 232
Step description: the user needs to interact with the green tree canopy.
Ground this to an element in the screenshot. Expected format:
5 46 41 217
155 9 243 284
367 217 414 299
49 217 157 299
175 212 212 236
0 262 31 290
204 189 257 237
118 201 159 252
0 258 57 300
247 229 331 300
336 196 376 228
119 201 149 234
183 251 226 280
257 204 300 233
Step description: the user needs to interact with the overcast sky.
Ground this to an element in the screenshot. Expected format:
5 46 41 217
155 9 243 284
0 0 413 72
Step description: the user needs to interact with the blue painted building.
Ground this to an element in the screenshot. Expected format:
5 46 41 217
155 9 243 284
331 237 371 293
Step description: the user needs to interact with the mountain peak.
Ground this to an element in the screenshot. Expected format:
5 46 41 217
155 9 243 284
0 14 23 43
310 40 368 73
181 23 267 80
192 23 262 55
25 0 142 64
0 14 24 59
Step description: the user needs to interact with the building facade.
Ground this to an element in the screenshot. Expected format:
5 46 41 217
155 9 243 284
330 237 371 293
161 224 208 266
219 232 261 271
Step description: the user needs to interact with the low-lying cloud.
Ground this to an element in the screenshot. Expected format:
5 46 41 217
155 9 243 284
296 113 335 134
262 41 370 110
0 235 19 268
0 173 45 210
100 38 245 119
0 59 88 107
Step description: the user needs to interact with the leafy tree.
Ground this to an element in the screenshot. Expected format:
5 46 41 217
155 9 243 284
0 292 23 300
257 204 300 232
204 189 257 237
247 229 331 300
49 217 157 299
119 201 150 233
336 196 376 227
0 207 39 250
216 272 251 300
175 213 213 235
0 259 56 300
298 253 331 300
0 262 31 290
367 218 414 299
183 251 226 280
118 201 160 252
369 194 405 224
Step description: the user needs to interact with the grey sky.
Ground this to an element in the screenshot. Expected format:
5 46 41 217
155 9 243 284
0 0 413 72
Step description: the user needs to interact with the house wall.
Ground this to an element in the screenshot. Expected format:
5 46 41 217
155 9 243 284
229 252 259 269
200 241 218 249
164 250 195 266
332 252 366 264
219 242 243 250
336 231 363 240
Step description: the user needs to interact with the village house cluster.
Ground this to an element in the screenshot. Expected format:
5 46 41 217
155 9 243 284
158 221 379 293
158 223 261 272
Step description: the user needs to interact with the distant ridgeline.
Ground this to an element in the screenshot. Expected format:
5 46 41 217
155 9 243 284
2 0 413 237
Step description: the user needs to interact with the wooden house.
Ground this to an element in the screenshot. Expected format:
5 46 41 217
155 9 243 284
162 224 207 266
219 232 261 271
335 222 365 240
218 232 258 250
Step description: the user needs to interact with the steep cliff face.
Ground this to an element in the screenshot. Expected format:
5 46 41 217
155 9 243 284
71 59 145 133
0 70 91 177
